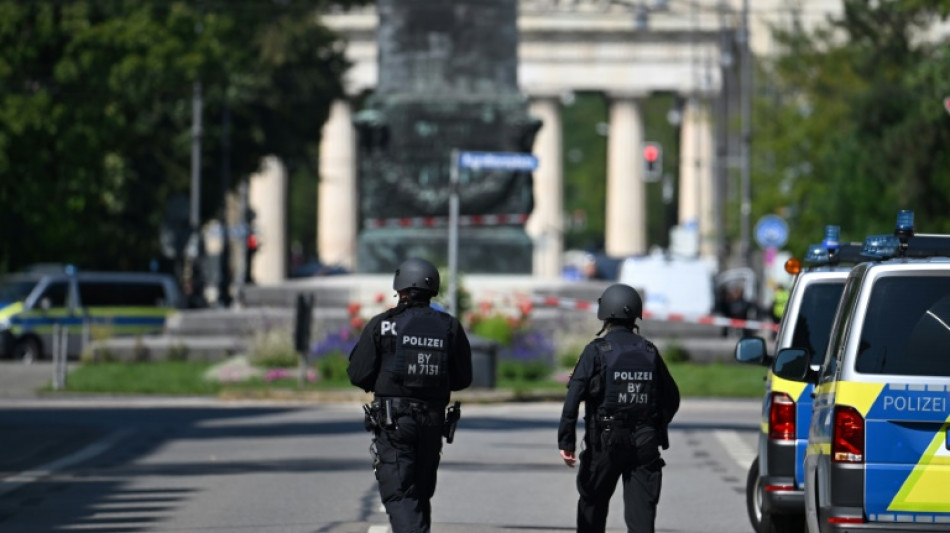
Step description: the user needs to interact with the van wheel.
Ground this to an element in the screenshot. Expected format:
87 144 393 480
13 337 42 364
746 456 764 532
749 455 806 533
766 513 805 533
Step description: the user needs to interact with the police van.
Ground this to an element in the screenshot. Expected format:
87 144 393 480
0 268 182 363
736 226 865 533
773 211 950 532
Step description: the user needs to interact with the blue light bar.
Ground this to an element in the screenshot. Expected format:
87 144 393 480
804 243 830 263
823 225 841 251
862 234 900 259
895 210 915 235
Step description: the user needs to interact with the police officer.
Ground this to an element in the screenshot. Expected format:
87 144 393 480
348 257 473 533
558 283 680 533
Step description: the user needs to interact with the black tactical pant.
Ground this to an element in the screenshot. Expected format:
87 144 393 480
374 401 445 533
576 425 664 533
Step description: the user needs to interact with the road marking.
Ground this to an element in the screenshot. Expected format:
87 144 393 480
0 429 131 497
367 526 390 533
714 430 756 470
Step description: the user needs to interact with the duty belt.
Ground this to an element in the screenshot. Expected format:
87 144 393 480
598 414 651 429
376 397 445 414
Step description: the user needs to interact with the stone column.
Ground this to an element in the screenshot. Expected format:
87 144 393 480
318 99 358 270
677 97 716 258
526 96 563 279
605 95 647 257
248 156 287 284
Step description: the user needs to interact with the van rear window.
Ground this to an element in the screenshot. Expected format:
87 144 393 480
791 282 845 362
856 276 950 376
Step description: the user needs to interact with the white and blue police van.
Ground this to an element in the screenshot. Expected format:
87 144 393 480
774 211 950 533
0 267 182 363
737 226 865 533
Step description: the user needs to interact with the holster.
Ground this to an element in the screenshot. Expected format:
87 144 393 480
443 401 461 444
363 399 397 433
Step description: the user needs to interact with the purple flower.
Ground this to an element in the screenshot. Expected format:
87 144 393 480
310 327 358 360
501 330 555 362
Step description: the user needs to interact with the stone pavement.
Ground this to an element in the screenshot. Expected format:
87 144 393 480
0 362 54 399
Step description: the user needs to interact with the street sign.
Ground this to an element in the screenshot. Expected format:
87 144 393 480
755 214 789 249
458 151 538 171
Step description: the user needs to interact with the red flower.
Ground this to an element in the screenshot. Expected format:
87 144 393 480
518 301 533 316
350 316 365 331
374 292 385 304
347 302 361 317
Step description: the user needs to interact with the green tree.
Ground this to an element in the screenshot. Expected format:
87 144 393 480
753 0 950 254
0 0 362 274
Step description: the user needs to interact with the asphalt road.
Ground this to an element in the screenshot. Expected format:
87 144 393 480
0 398 759 533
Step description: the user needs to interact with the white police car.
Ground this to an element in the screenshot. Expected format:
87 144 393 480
774 211 950 532
737 225 864 533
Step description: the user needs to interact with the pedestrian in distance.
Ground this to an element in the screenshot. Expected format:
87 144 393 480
558 283 680 533
348 257 473 533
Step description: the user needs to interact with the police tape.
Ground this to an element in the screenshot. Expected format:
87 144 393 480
529 295 780 332
364 214 529 229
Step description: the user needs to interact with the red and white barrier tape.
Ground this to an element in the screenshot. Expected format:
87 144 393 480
530 295 779 332
365 213 529 229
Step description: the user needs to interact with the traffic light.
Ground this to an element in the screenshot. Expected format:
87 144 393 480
245 231 259 283
643 142 663 182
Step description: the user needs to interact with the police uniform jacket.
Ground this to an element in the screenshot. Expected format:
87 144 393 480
558 325 680 452
348 301 473 405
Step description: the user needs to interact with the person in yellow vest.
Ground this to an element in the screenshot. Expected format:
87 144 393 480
770 284 790 323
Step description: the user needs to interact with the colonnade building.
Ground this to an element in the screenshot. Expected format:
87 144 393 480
250 1 842 283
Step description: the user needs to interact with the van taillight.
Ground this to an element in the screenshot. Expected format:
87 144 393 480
832 405 864 463
769 392 795 440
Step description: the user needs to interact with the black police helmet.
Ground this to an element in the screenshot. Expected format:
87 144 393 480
597 283 643 321
393 257 440 295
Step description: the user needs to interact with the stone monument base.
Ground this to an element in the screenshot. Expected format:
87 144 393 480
357 226 532 274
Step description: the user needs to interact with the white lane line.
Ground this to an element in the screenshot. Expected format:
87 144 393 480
367 526 390 533
0 429 131 497
714 430 756 470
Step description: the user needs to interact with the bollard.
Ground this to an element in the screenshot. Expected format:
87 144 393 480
294 293 315 387
51 324 68 390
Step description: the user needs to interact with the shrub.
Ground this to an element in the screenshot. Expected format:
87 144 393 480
248 327 299 368
662 342 690 363
470 314 514 346
167 343 189 362
498 359 551 382
316 353 350 383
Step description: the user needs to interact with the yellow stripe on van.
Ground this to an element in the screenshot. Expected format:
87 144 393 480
834 381 885 417
0 302 23 321
770 374 809 402
889 422 950 513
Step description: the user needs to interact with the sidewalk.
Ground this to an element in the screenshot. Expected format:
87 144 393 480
0 362 53 399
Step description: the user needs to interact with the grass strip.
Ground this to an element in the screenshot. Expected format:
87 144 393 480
59 360 769 398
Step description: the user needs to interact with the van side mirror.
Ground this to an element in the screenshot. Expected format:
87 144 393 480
40 297 52 311
735 336 770 366
773 348 815 383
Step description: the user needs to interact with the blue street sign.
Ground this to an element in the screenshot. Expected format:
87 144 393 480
755 214 789 249
458 151 538 171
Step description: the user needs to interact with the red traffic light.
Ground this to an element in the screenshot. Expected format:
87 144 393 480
643 144 660 163
247 233 259 252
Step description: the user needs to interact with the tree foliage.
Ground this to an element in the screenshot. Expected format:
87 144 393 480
753 0 950 254
0 0 362 273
